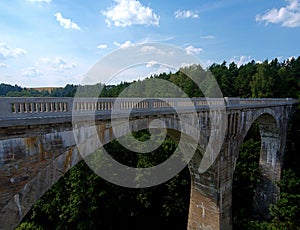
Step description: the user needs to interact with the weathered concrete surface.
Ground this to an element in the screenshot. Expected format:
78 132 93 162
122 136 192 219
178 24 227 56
0 123 81 229
186 104 296 230
0 97 298 230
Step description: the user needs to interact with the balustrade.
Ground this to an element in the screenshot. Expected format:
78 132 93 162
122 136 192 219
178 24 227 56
0 97 297 120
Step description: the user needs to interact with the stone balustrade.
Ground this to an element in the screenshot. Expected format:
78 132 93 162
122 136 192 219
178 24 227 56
0 97 298 121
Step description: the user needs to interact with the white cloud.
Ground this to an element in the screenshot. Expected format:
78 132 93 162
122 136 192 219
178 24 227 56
40 57 50 64
36 56 77 72
39 57 77 72
0 63 8 68
185 45 203 55
54 12 81 30
26 0 51 3
230 55 253 67
102 0 160 27
146 61 159 68
51 57 77 72
97 44 108 49
0 43 26 60
140 45 174 56
256 0 300 27
113 40 134 48
22 67 42 77
201 35 215 40
202 60 215 68
174 10 199 19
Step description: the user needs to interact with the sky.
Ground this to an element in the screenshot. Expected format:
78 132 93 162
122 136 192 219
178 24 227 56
0 0 300 87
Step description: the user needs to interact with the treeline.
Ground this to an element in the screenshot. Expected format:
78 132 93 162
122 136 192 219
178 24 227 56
0 83 77 97
2 56 300 99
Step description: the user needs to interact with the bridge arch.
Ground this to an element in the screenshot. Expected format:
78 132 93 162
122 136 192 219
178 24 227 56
18 127 195 229
236 109 286 219
1 114 211 229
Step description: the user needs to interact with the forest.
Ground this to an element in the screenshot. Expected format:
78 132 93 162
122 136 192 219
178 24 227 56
1 57 299 229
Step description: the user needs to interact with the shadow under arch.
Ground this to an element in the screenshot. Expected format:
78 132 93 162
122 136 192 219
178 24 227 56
74 114 209 188
11 114 211 229
18 126 200 229
233 110 283 226
232 120 261 228
253 113 282 218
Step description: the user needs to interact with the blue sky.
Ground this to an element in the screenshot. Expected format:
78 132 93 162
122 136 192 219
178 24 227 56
0 0 300 87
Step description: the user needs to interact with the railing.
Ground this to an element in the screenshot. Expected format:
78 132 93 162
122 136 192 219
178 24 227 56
225 97 298 106
0 97 298 119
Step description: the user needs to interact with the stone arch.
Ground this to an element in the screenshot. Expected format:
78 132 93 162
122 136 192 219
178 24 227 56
1 114 209 229
238 110 284 218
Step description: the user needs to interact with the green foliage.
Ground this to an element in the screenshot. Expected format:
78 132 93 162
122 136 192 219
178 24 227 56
235 170 300 230
16 222 42 230
19 131 190 229
0 83 22 96
1 56 300 99
51 84 77 97
234 60 256 97
233 119 300 229
250 61 275 98
233 137 261 228
269 169 300 229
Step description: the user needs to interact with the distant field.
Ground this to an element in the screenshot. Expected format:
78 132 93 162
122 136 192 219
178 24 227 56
29 87 60 93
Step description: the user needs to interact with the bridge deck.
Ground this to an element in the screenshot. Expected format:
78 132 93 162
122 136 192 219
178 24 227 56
0 97 297 127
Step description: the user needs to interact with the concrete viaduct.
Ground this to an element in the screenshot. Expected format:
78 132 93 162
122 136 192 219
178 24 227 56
0 97 298 229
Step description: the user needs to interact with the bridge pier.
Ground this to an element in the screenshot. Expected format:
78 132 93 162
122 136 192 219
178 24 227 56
187 104 294 229
252 113 288 218
187 140 236 230
188 183 220 230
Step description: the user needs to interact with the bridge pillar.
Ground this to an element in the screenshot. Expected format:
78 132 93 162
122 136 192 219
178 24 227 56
187 141 236 230
253 114 288 218
188 182 220 230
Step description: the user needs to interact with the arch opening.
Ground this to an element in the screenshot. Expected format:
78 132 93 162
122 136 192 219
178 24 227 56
232 122 261 228
253 113 282 218
17 128 193 230
233 112 282 228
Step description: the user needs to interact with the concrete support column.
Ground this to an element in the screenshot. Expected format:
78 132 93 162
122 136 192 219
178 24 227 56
187 169 234 230
187 146 234 230
253 114 286 218
188 183 220 230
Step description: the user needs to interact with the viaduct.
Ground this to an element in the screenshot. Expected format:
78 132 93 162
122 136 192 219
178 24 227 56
0 97 298 229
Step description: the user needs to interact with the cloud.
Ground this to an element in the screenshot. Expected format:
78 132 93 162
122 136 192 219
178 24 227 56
54 12 81 30
146 61 159 68
185 45 203 55
40 57 50 63
230 55 253 67
256 0 300 27
0 63 8 68
201 35 215 40
38 56 77 72
22 67 43 77
140 45 174 56
113 40 134 48
0 43 26 60
97 44 108 49
174 10 199 19
51 57 76 72
26 0 51 3
102 0 160 27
